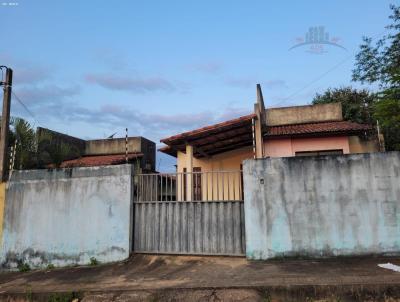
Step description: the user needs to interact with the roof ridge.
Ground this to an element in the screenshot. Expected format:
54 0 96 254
267 120 351 127
266 120 362 127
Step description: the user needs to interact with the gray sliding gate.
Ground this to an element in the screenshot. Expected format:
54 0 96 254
133 171 245 256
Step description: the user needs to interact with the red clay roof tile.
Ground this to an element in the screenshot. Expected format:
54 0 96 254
60 153 143 168
265 121 373 137
158 115 374 158
160 113 255 144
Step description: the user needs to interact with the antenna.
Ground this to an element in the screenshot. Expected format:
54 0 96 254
107 132 117 139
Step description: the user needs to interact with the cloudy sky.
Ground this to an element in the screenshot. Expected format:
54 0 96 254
1 0 394 171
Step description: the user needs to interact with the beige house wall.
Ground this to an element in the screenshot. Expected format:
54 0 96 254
177 146 253 173
176 146 252 201
175 135 379 201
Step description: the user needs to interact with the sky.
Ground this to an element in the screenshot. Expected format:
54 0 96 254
0 0 395 171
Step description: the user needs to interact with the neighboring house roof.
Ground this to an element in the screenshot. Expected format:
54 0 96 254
60 152 143 168
265 121 373 137
160 113 256 158
161 113 256 144
159 114 374 158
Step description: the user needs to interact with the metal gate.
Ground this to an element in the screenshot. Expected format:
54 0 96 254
132 171 245 256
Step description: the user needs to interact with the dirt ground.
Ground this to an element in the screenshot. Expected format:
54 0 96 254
1 255 400 301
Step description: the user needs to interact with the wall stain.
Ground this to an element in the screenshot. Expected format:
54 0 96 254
244 152 400 259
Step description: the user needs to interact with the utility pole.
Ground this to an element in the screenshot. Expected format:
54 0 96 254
0 67 12 182
125 128 128 163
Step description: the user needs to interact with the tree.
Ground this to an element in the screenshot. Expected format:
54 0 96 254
352 5 400 89
352 4 400 151
373 89 400 151
9 118 37 170
312 87 375 124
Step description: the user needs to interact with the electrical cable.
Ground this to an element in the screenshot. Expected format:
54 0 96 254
11 91 41 127
274 28 390 105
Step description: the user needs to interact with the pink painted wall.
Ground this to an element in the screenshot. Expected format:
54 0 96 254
264 136 350 157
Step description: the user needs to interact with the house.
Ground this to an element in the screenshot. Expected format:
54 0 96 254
61 136 155 172
158 84 382 201
37 127 156 172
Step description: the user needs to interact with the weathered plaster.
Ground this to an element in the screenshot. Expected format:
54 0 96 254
0 165 133 269
265 103 342 126
243 152 400 259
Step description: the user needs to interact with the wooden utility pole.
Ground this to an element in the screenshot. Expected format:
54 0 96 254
0 68 12 182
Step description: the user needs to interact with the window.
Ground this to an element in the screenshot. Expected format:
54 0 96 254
295 149 344 157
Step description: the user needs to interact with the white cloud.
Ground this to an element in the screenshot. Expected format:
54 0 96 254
85 73 175 93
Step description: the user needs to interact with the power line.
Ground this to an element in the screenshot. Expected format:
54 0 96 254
11 91 41 127
277 28 390 104
280 55 353 103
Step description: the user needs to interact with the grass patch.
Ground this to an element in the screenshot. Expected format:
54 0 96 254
25 286 33 301
47 292 81 302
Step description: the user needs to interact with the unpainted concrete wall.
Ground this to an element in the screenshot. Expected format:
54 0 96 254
243 152 400 259
36 127 86 164
0 165 133 269
85 137 156 171
265 103 342 126
140 137 156 172
85 137 142 155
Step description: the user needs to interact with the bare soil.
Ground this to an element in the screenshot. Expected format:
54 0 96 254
1 254 400 301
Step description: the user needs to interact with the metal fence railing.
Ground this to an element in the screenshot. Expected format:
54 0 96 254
133 171 243 202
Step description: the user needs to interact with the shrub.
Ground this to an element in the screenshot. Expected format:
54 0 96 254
89 257 99 266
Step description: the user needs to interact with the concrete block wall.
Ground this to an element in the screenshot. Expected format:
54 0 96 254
243 152 400 260
265 103 342 126
85 137 156 172
0 165 133 269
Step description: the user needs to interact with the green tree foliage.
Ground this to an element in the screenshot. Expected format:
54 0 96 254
9 117 37 169
351 4 400 151
312 87 375 124
352 5 400 88
374 89 400 151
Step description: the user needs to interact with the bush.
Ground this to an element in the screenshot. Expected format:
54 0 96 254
89 257 99 266
18 261 31 272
